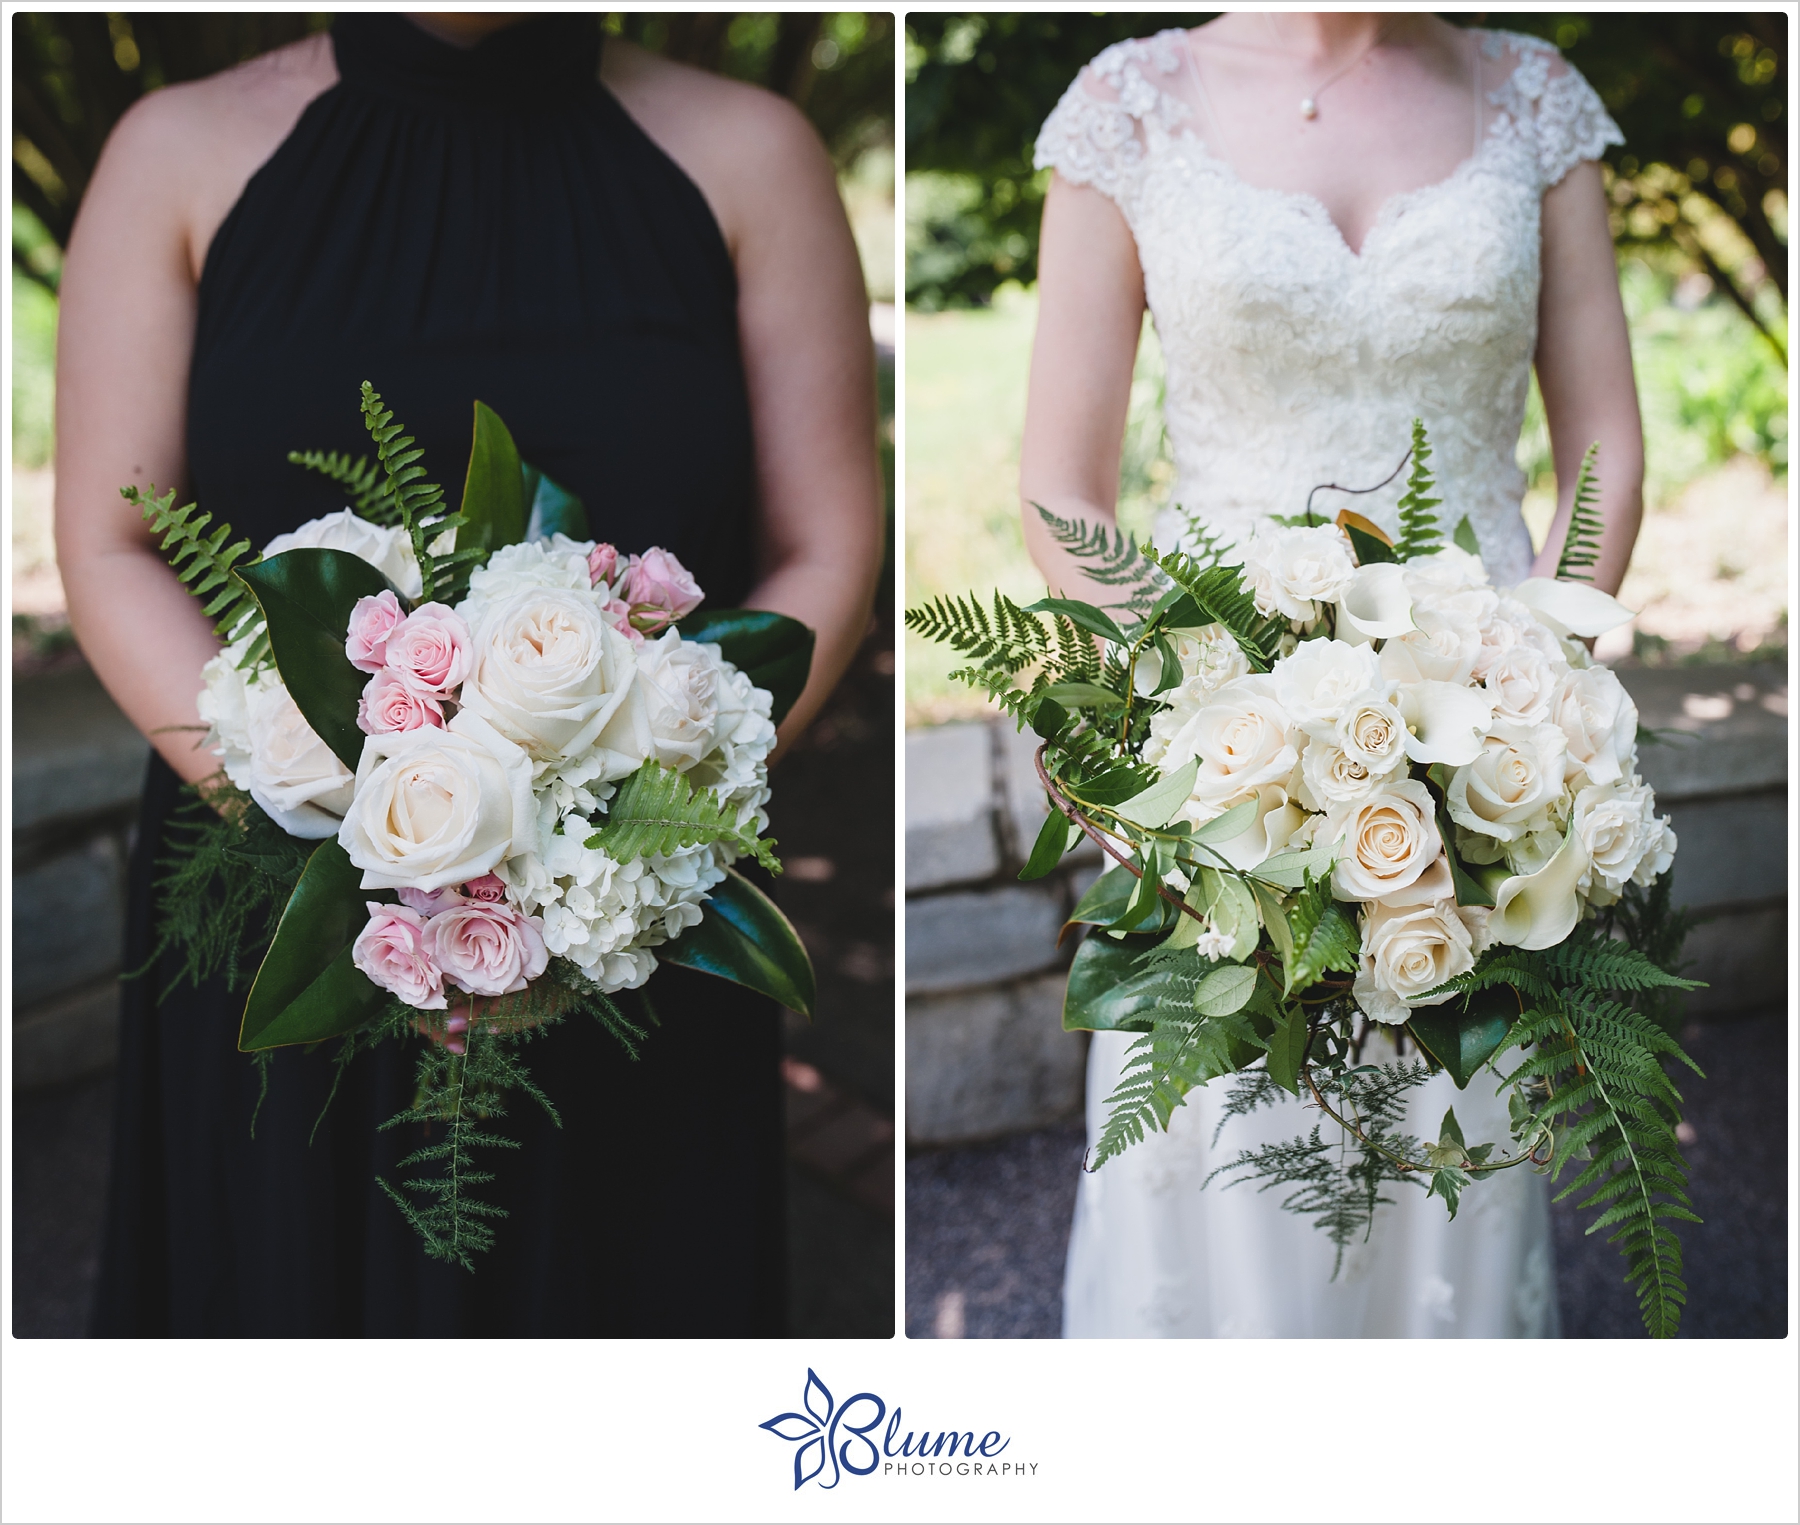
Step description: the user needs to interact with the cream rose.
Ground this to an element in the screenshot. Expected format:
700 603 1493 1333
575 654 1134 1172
1352 898 1478 1024
1158 676 1300 821
1482 644 1562 732
1270 638 1384 736
339 711 536 891
1552 664 1639 788
1299 738 1382 807
1445 725 1568 843
243 678 356 838
1571 776 1676 903
456 537 597 630
1335 695 1409 775
1378 625 1478 688
635 629 723 772
261 509 421 600
459 587 649 774
1240 523 1357 621
1324 779 1442 902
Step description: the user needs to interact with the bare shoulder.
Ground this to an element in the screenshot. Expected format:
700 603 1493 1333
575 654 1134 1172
600 40 833 251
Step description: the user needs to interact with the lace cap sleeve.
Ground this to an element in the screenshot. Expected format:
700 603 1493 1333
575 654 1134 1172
1033 31 1190 215
1490 32 1624 189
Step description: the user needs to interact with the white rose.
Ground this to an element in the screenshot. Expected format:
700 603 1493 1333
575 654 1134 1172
456 537 597 631
1402 545 1490 596
1413 583 1499 651
261 509 421 600
1324 778 1442 902
1378 625 1479 688
459 587 648 774
1445 725 1569 842
1299 738 1382 807
1482 644 1562 732
1160 675 1301 821
633 629 723 772
1335 695 1409 776
1270 638 1384 736
238 676 356 838
1240 523 1357 621
1552 664 1639 788
1352 898 1479 1024
1572 776 1676 903
197 639 256 789
339 711 536 891
1172 624 1250 693
1473 597 1564 681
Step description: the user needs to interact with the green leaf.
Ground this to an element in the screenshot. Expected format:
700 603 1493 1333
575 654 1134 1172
1194 866 1260 961
1189 796 1259 847
1118 853 1167 932
237 547 396 771
1343 522 1397 566
1062 931 1166 1032
585 763 778 871
1193 963 1257 1017
1452 515 1481 556
1020 596 1126 646
1250 842 1337 890
1069 762 1157 806
1439 1106 1466 1148
1284 878 1359 994
239 838 389 1051
675 608 814 727
520 462 589 541
1407 986 1517 1089
1427 1166 1471 1218
1029 697 1068 741
1039 680 1126 712
1248 879 1295 969
458 400 527 553
1113 757 1199 829
1019 808 1076 881
656 868 815 1017
1263 1004 1309 1095
1432 803 1496 908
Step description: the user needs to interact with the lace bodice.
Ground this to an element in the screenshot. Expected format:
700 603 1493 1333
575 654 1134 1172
1035 28 1622 589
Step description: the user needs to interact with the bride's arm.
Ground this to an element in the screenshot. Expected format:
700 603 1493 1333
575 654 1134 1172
1530 159 1643 594
1019 174 1147 603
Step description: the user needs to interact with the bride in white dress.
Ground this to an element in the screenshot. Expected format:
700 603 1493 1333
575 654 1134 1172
1019 14 1644 1338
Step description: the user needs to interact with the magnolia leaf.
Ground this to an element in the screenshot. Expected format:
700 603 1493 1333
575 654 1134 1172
236 547 396 772
1065 866 1177 936
1434 806 1496 908
521 463 589 542
675 609 814 726
458 400 527 553
1452 515 1481 556
656 868 815 1017
239 838 390 1051
1019 808 1077 881
1193 963 1258 1017
1342 522 1397 567
1407 986 1518 1089
1021 596 1127 646
1062 930 1166 1032
1113 757 1199 829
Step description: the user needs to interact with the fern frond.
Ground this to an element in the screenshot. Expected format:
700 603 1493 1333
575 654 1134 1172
584 763 780 872
1091 1008 1247 1167
1392 418 1445 562
286 449 400 524
357 381 483 604
1030 501 1166 617
1146 549 1282 669
1555 442 1604 582
128 484 270 670
904 591 1051 675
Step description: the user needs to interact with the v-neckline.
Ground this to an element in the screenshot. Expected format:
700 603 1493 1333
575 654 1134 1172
1171 25 1497 261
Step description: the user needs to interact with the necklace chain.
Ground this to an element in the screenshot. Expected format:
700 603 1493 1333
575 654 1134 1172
1270 17 1397 120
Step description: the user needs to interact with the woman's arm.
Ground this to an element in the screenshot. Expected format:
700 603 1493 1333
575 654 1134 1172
1018 173 1146 604
605 45 883 750
1530 158 1643 594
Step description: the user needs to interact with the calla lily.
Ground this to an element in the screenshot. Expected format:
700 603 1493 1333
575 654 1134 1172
1398 680 1494 766
1508 578 1634 639
1204 784 1307 872
1334 562 1415 644
1489 826 1590 950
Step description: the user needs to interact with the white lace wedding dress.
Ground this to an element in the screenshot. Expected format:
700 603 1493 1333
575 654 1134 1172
1037 27 1622 1338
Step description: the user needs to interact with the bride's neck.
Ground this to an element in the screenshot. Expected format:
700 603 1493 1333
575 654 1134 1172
1225 11 1408 65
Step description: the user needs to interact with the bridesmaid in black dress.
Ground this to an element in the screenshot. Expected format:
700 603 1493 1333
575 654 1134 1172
55 13 883 1336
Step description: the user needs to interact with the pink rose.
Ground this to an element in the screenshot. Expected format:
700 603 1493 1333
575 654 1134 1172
345 590 405 673
351 903 446 1010
398 884 466 915
461 873 508 903
424 902 549 997
357 669 446 735
587 542 622 587
384 602 472 696
600 595 646 646
623 547 703 633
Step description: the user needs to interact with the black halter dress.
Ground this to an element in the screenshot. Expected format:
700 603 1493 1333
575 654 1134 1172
93 14 785 1336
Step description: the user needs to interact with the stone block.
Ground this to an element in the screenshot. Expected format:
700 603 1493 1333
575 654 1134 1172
1679 903 1788 1017
13 977 119 1089
1660 793 1787 911
13 664 148 835
1621 663 1786 800
995 718 1099 871
904 722 999 892
906 973 1088 1145
13 836 126 1007
905 883 1066 995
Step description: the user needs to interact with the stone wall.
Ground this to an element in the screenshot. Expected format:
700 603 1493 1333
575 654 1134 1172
13 663 148 1088
904 661 1788 1148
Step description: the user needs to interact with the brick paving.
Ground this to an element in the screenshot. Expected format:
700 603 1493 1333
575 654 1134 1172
907 1011 1788 1340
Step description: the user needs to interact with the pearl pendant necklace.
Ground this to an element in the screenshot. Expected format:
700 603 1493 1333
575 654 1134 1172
1300 96 1318 119
1280 18 1397 123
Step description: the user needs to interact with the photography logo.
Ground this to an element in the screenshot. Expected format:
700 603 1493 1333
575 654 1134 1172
758 1369 1034 1491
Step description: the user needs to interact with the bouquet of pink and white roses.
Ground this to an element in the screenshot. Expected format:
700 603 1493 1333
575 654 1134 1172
909 422 1703 1337
138 383 814 1265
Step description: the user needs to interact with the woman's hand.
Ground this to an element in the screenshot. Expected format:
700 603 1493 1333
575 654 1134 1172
1018 172 1147 605
1530 158 1644 594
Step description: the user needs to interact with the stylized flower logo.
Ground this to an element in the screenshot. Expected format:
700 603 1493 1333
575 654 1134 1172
759 1369 886 1491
